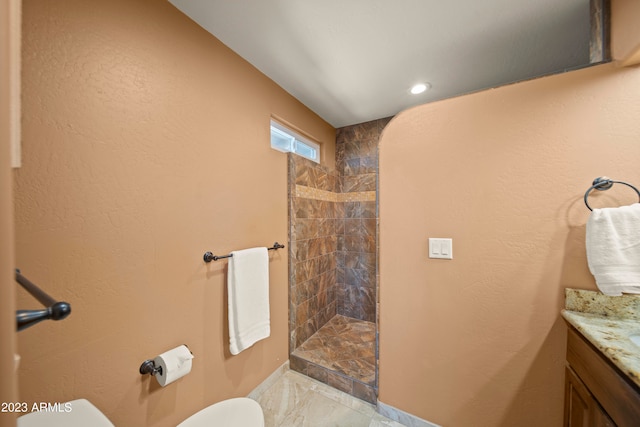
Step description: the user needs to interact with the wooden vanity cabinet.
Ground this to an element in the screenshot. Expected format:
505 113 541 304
565 365 615 427
564 327 640 427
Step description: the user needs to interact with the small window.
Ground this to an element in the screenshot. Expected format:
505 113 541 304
270 120 320 163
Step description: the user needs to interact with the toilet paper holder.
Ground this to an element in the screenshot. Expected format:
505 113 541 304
139 344 193 380
139 359 162 377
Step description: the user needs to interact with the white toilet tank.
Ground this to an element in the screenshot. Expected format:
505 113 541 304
178 397 264 427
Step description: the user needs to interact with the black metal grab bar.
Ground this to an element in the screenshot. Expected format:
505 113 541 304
203 242 285 263
15 269 71 332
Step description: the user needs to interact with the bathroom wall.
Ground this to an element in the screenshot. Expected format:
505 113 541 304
611 0 640 63
0 0 19 424
15 1 334 426
288 154 339 350
379 62 640 426
335 118 390 322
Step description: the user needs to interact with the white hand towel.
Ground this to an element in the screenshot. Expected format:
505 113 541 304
586 203 640 296
228 247 270 355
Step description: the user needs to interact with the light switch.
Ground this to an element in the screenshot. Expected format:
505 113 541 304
441 241 449 255
429 238 453 259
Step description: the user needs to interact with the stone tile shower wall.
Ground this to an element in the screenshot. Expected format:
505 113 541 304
288 117 391 404
288 154 339 351
335 117 391 322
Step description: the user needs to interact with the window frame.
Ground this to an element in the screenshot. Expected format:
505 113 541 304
270 120 320 163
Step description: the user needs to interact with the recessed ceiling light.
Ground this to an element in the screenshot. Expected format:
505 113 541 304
410 83 431 95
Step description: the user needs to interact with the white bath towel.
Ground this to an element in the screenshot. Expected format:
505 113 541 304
228 247 270 355
586 203 640 296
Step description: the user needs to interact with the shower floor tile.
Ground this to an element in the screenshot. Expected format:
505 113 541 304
292 315 376 385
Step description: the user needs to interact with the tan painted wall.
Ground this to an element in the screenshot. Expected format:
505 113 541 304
379 62 640 426
0 1 19 426
612 0 640 63
15 0 334 426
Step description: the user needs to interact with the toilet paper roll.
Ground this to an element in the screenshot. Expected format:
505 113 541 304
153 345 194 387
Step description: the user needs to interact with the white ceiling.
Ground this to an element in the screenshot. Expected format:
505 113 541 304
168 0 591 128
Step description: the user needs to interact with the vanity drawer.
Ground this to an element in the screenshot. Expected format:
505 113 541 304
566 327 640 427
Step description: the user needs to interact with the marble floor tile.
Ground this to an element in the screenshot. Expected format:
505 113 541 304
278 392 372 427
255 370 315 426
252 370 407 427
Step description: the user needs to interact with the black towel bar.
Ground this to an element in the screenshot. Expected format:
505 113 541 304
203 242 285 263
15 269 71 331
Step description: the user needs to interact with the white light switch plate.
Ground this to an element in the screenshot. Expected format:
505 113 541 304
429 238 453 259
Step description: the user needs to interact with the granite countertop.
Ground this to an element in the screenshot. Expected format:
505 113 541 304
562 288 640 388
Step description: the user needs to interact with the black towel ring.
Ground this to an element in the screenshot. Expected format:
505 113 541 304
584 177 640 211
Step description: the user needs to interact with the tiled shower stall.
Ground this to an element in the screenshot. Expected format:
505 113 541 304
288 117 391 404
